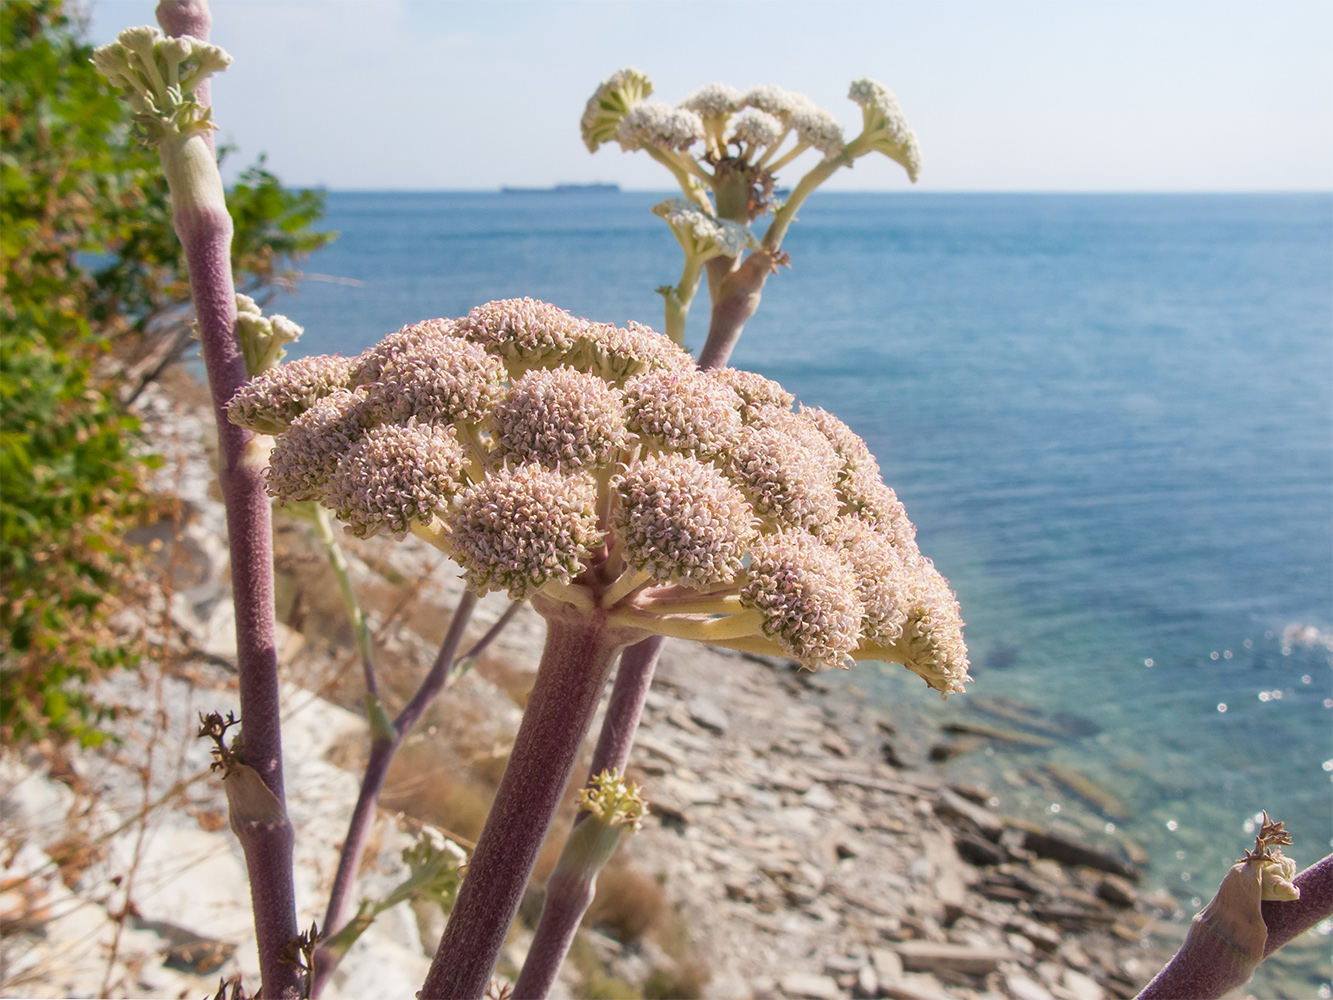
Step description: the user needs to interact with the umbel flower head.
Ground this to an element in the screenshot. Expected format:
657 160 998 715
92 26 231 144
581 69 919 229
229 300 969 693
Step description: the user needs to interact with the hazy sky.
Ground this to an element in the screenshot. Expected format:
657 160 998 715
88 1 1332 192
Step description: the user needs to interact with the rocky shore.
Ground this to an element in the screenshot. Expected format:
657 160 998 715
0 372 1187 999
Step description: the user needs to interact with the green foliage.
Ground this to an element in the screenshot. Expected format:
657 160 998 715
229 153 337 293
0 0 334 743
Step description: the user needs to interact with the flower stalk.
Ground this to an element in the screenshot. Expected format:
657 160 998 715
419 601 646 998
513 771 646 998
311 591 479 997
96 5 298 994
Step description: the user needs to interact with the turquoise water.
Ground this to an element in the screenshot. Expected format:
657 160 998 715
271 191 1332 981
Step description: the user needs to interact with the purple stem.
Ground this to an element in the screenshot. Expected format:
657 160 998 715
154 4 297 995
1136 852 1333 999
311 591 479 998
695 252 776 370
512 865 597 999
514 268 759 995
586 636 663 779
512 636 664 996
459 599 523 663
1262 851 1333 955
419 600 644 999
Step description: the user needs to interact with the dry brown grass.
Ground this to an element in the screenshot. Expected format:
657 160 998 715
585 863 666 944
381 742 496 844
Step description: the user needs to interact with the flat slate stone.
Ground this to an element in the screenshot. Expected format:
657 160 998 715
893 941 1012 974
779 972 841 999
1022 830 1140 881
686 694 730 733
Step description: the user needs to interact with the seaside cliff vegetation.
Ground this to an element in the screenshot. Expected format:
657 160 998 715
0 0 333 745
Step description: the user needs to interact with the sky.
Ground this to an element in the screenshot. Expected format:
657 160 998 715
87 0 1333 192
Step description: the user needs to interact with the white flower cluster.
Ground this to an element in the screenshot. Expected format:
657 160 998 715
616 103 704 153
92 26 231 142
680 82 746 121
848 78 921 182
651 199 757 260
729 109 784 149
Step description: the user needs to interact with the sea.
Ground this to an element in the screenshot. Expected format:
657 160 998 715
268 190 1333 993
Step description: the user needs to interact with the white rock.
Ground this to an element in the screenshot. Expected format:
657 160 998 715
780 971 841 999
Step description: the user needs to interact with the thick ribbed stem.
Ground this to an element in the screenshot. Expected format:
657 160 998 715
153 4 297 996
419 600 643 998
697 250 779 370
1136 852 1333 999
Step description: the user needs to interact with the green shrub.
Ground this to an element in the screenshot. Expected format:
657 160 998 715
0 0 333 743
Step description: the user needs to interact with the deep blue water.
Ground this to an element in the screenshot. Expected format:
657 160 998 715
270 191 1332 971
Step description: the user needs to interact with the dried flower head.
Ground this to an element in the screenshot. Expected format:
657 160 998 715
239 300 968 690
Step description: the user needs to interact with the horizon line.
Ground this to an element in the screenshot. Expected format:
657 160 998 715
291 187 1333 196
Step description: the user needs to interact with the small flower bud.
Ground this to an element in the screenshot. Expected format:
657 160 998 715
577 770 647 832
234 294 305 377
92 26 231 144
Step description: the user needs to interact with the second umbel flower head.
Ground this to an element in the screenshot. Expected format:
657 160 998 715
230 300 969 693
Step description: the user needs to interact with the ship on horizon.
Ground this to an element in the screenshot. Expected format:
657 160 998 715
500 182 620 194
